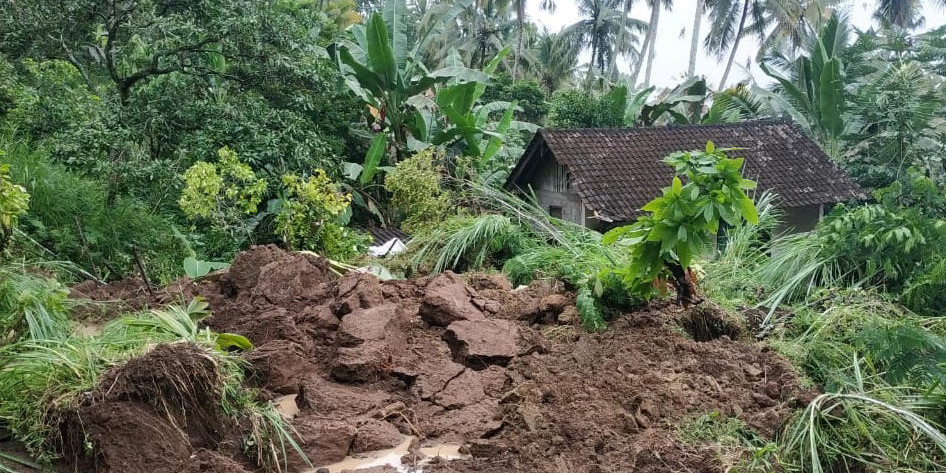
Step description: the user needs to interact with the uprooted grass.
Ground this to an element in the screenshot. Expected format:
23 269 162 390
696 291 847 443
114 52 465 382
676 410 781 472
0 298 307 471
770 292 946 472
0 261 78 344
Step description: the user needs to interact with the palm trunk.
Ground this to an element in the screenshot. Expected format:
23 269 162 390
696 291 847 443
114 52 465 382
514 0 525 81
608 0 632 80
586 40 598 89
631 1 659 87
687 1 702 78
718 0 749 90
642 5 659 88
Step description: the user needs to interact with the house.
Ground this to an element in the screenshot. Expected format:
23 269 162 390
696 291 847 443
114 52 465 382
504 120 867 233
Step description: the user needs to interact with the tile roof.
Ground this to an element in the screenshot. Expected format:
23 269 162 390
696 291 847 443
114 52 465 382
505 120 868 222
363 227 410 245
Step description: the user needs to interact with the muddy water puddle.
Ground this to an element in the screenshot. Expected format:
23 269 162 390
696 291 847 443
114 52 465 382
274 394 299 419
305 435 469 473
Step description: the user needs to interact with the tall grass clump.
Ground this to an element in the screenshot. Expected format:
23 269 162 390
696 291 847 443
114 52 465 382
772 292 946 472
0 298 306 470
702 191 782 307
409 213 531 273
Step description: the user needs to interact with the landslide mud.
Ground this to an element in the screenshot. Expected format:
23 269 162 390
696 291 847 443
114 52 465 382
62 245 814 472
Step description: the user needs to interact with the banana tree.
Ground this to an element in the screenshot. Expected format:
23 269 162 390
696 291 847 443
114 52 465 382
432 49 537 163
333 0 485 168
756 13 848 157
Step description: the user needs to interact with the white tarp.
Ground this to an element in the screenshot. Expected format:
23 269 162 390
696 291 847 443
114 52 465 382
368 238 407 257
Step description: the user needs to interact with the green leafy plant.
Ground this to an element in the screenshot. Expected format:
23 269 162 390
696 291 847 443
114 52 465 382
275 170 368 258
758 203 946 322
179 147 268 241
384 148 451 232
0 160 29 251
182 256 231 279
334 0 485 160
602 141 758 305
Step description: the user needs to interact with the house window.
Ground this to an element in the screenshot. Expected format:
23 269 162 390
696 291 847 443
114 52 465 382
549 206 563 219
552 164 569 192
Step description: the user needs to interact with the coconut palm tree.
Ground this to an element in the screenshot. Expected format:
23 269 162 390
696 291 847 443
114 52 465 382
513 0 556 81
688 1 705 78
563 0 647 84
455 0 517 69
532 29 580 96
704 0 759 89
607 0 637 80
631 0 673 88
874 0 924 29
745 0 841 60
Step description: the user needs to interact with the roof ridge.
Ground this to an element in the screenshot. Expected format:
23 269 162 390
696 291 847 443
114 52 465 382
540 118 796 135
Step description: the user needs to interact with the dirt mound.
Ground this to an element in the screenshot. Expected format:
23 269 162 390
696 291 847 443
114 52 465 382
432 310 811 472
62 245 814 472
57 343 237 473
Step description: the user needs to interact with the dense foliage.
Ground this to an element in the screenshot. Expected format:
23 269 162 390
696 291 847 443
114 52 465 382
384 148 452 233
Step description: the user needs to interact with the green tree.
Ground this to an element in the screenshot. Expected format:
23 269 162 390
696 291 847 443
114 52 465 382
601 142 758 305
841 26 946 188
563 0 647 82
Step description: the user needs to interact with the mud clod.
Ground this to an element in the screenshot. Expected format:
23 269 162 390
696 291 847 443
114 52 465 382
443 319 522 368
420 272 486 326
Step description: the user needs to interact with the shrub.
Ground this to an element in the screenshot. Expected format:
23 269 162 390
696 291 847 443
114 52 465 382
384 148 451 233
0 158 30 251
179 147 268 241
276 170 367 259
546 89 606 128
758 203 946 318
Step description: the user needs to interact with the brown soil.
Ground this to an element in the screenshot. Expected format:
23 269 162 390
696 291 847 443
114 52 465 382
55 343 246 473
59 245 815 472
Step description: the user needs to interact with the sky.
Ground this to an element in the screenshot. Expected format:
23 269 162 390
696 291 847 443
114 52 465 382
526 0 946 88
